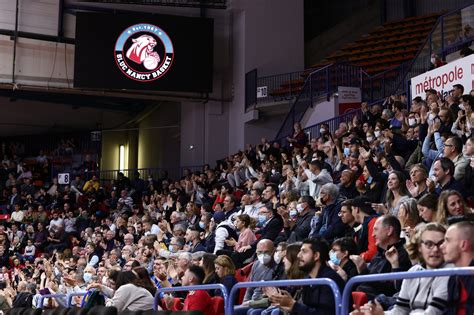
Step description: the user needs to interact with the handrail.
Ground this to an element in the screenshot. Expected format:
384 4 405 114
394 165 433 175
153 283 228 311
67 291 88 307
226 278 342 315
37 293 67 309
341 267 474 314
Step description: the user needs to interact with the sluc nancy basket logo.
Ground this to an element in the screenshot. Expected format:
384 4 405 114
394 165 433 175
114 23 174 82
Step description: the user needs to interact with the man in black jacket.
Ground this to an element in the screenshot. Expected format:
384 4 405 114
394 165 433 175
268 237 345 315
285 195 314 243
352 215 412 299
232 204 283 268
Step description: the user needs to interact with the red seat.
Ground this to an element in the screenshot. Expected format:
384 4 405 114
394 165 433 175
352 291 369 308
211 296 224 315
235 262 254 304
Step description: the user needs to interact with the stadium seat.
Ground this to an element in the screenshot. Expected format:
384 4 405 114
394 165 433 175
210 296 224 315
352 291 369 308
235 262 254 304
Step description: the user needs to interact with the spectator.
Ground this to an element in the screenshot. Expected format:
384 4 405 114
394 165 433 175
329 237 358 282
352 215 412 299
104 270 155 311
165 265 215 315
351 196 378 262
286 195 314 243
436 190 470 225
428 158 466 198
235 239 276 314
310 183 345 242
267 237 345 315
214 255 237 301
441 221 474 314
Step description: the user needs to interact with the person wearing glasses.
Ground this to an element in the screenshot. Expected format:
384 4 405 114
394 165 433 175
354 223 450 315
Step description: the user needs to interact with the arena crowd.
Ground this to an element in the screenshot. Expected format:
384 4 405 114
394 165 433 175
0 84 473 315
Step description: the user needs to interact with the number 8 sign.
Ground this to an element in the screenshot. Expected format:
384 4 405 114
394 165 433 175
58 173 70 185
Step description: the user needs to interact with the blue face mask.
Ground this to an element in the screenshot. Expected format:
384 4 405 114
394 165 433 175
199 221 206 229
257 214 267 226
344 147 350 157
329 251 341 266
168 245 175 253
83 272 93 283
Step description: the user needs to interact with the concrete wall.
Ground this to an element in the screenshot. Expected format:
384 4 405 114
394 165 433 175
303 96 338 128
228 0 305 154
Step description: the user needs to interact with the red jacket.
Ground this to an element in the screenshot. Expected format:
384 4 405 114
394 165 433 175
173 290 215 315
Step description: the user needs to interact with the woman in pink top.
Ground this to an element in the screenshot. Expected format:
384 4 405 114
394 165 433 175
225 214 256 251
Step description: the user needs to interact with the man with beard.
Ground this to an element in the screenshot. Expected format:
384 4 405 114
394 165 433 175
268 238 345 315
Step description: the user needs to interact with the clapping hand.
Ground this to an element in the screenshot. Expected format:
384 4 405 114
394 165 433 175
385 246 399 269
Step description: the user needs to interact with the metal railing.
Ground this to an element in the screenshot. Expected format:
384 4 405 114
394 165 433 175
67 292 88 308
153 283 228 311
37 294 67 309
341 267 474 314
249 71 306 107
226 278 342 315
274 3 474 143
274 64 364 142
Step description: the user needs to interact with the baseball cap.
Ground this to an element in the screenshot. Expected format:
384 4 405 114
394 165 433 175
213 211 226 224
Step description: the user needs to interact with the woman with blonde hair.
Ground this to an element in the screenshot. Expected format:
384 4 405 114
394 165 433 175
436 190 469 225
214 255 237 301
397 198 421 240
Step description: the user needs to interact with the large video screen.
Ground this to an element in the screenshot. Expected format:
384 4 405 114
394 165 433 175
74 12 214 93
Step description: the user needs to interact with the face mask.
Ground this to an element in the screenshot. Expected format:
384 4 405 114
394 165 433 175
274 252 282 264
366 136 373 143
296 203 304 213
428 113 436 122
431 58 436 64
408 118 416 126
289 209 298 218
459 104 465 110
257 214 268 225
83 272 93 283
54 267 61 277
374 131 381 138
329 251 341 266
199 221 206 229
319 128 326 134
343 147 350 157
168 245 175 253
257 253 272 265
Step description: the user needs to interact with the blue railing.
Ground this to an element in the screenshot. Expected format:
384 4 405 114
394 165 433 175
37 294 67 309
226 278 342 315
341 267 474 314
153 283 228 311
274 3 474 142
274 63 364 141
67 292 88 308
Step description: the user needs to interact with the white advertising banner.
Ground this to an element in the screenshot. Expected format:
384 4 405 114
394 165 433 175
411 54 474 99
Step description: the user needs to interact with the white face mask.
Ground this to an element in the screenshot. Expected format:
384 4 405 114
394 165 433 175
366 136 374 143
374 131 381 138
273 252 282 264
459 104 465 111
431 58 436 64
428 113 436 121
319 128 326 134
296 203 304 213
408 118 416 126
257 253 272 265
